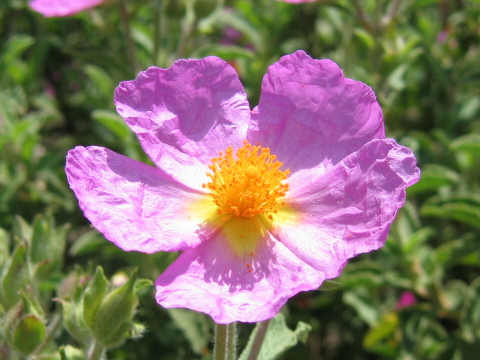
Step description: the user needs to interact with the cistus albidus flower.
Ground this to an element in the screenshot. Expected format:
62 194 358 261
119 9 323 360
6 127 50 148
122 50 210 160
29 0 104 17
65 51 420 324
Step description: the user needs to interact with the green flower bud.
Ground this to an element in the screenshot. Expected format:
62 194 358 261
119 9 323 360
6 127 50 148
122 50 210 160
12 314 46 355
61 288 91 344
165 0 186 18
91 270 138 348
83 267 107 329
1 242 28 308
193 0 217 18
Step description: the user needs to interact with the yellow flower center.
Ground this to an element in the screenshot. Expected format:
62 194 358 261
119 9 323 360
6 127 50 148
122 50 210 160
203 140 290 220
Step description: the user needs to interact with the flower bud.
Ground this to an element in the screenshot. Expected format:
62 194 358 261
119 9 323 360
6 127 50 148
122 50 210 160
91 270 138 347
193 0 216 18
12 314 46 355
61 288 91 344
165 0 186 18
83 266 107 329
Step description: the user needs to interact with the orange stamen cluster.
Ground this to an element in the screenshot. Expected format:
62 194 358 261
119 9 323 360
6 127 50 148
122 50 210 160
203 141 290 220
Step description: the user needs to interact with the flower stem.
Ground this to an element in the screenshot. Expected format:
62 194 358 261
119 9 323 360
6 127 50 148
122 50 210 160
119 0 138 75
175 0 197 58
214 323 237 360
152 0 162 65
352 0 374 34
87 339 105 360
246 320 270 360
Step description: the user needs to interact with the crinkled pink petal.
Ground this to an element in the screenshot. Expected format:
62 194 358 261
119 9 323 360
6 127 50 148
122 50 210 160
155 229 323 324
29 0 103 17
114 57 251 190
247 50 384 177
274 139 420 274
66 146 215 253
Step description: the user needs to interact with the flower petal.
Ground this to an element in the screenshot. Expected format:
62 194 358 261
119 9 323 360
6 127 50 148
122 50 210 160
273 138 420 275
155 225 323 324
29 0 103 17
248 50 384 176
66 146 218 253
114 57 251 190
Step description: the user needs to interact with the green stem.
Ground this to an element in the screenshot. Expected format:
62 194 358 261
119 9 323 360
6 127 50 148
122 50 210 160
214 323 237 360
119 0 138 75
382 0 403 28
352 0 374 34
246 320 270 360
87 339 105 360
175 0 197 58
152 0 162 65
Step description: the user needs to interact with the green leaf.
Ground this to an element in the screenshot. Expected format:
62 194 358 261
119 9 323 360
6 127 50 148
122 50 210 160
29 214 52 263
421 202 480 229
450 134 480 155
133 278 154 295
404 227 435 253
387 64 408 91
0 227 9 263
83 267 108 329
435 234 479 268
30 214 68 279
442 280 468 312
408 164 460 194
339 262 383 289
168 308 210 355
12 314 46 355
84 65 115 99
91 110 131 141
19 291 45 318
60 345 85 360
69 230 105 257
12 215 32 244
458 97 480 121
319 280 343 291
343 289 379 326
239 314 312 360
353 28 376 49
363 312 399 358
197 45 255 60
0 35 34 66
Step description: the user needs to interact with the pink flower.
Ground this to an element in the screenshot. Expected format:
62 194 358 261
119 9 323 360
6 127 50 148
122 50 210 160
29 0 104 17
65 51 420 324
396 291 417 310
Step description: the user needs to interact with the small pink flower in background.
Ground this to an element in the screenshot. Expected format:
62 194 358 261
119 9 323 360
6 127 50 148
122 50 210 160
396 291 417 310
30 0 104 17
436 30 449 44
66 51 420 323
220 27 242 46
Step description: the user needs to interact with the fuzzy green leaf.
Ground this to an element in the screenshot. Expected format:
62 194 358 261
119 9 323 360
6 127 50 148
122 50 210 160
239 314 312 360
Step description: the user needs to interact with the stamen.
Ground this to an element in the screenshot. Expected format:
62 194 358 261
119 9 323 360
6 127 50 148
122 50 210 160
203 140 289 219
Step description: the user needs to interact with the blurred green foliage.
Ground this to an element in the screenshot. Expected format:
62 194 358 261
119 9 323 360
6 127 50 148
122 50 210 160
0 0 480 359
